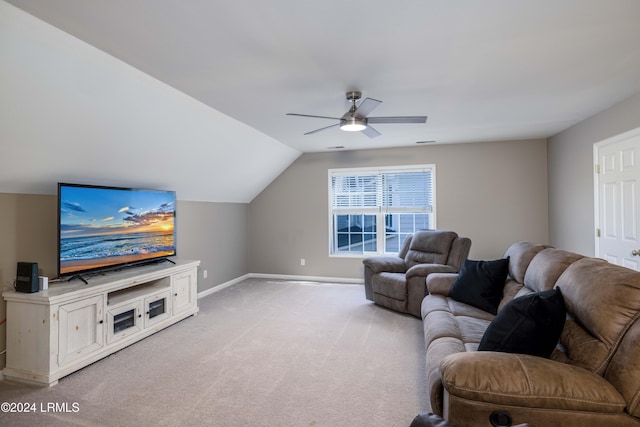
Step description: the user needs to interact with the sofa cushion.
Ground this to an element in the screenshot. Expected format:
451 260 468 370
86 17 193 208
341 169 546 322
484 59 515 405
478 288 566 358
440 352 628 413
371 272 407 300
449 258 509 315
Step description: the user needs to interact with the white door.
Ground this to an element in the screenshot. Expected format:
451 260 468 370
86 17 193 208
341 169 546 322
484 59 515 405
596 130 640 270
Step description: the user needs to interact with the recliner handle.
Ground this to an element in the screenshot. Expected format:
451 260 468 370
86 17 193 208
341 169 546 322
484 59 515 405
489 411 513 427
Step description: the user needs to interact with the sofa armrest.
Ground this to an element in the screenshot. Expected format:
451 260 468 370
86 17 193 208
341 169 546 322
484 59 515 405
406 264 457 280
362 256 406 273
439 352 626 414
426 273 459 296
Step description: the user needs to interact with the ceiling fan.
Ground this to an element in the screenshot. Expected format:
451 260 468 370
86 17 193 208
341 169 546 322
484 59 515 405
286 91 427 138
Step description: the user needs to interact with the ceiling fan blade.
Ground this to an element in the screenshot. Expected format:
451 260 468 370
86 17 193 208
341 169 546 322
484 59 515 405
361 125 381 138
286 113 341 120
367 116 427 124
304 123 341 135
353 98 382 118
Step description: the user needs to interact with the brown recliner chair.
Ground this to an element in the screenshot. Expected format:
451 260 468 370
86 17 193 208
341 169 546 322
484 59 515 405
362 230 471 318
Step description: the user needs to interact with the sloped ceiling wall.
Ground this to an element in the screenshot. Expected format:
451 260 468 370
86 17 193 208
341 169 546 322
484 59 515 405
0 1 300 203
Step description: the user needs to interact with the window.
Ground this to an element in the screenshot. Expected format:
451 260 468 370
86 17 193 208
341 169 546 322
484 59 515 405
329 165 435 255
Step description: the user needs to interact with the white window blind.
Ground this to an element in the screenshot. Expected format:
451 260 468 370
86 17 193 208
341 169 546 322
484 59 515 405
330 167 433 212
330 173 379 213
382 170 433 212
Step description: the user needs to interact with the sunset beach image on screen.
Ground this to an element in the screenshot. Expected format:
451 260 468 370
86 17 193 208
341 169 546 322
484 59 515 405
58 185 176 276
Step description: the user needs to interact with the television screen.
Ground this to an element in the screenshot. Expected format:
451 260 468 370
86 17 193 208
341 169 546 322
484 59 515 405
58 183 177 278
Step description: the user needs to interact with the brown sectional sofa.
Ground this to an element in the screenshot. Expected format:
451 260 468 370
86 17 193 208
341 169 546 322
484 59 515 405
421 241 640 426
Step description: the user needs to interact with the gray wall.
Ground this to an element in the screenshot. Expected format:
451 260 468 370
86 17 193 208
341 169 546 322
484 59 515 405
548 93 640 255
177 200 248 288
248 139 549 279
0 193 248 369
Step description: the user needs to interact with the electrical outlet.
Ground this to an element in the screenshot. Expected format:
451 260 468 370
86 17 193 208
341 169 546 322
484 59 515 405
203 270 208 279
300 258 305 266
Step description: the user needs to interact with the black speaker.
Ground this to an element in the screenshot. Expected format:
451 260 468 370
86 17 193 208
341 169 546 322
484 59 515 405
16 262 39 293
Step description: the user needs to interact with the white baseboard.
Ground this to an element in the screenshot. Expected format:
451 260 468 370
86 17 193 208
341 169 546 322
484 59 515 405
197 273 252 299
248 273 363 284
197 273 362 299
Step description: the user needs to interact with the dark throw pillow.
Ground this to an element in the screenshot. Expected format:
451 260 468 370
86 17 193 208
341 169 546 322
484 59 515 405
478 287 566 358
449 258 509 315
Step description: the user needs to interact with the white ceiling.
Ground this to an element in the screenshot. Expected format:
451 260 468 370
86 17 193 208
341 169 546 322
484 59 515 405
6 0 640 153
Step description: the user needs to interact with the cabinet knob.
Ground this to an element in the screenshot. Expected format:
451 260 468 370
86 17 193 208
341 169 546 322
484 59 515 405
138 314 142 318
174 293 178 296
633 249 640 256
99 320 104 324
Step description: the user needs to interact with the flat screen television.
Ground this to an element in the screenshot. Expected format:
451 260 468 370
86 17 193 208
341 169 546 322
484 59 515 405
57 183 177 279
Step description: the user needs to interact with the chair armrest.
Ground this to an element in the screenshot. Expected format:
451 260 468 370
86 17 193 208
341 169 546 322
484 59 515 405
439 352 626 413
426 273 459 296
362 256 406 273
406 264 457 280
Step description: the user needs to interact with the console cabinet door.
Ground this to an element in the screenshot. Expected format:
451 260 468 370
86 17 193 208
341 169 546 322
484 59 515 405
58 295 105 366
172 270 196 315
144 289 172 328
106 299 143 344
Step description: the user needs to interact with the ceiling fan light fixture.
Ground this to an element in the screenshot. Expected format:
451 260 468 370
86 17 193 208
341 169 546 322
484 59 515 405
340 117 367 132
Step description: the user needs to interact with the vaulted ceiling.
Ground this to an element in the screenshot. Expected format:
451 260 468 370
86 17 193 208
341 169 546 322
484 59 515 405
3 1 640 201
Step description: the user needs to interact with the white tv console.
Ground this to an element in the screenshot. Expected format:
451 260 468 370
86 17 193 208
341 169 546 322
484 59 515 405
2 259 200 386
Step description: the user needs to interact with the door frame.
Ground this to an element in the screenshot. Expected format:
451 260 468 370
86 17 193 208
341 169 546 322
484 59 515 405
593 126 640 259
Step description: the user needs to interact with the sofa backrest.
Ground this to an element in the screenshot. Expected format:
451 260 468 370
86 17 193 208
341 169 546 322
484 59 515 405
556 258 640 416
498 241 550 310
404 230 458 269
398 234 413 259
503 241 549 284
521 248 584 293
499 243 582 311
447 237 472 270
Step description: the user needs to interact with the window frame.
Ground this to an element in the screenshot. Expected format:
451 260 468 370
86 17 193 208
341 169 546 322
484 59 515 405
328 164 437 258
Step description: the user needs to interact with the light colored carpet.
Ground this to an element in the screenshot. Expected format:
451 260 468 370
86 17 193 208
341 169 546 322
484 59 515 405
0 278 429 426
